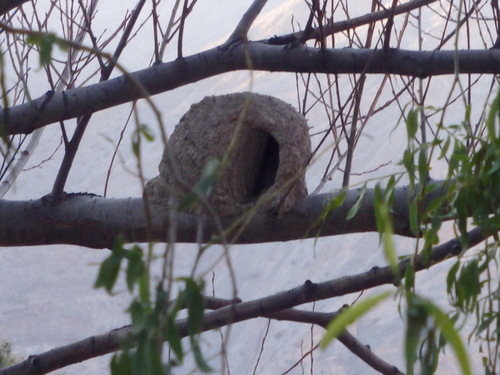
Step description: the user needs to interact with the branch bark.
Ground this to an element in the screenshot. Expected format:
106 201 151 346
3 44 500 136
225 0 269 44
0 0 29 15
269 0 438 45
0 180 451 247
0 226 484 375
266 310 404 375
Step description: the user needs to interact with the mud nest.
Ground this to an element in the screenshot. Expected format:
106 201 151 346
145 92 311 216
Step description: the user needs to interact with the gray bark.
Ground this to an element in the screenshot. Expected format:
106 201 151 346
0 224 484 375
3 45 500 136
0 180 448 248
0 0 29 15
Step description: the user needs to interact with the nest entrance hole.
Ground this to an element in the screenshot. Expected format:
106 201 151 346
250 131 280 198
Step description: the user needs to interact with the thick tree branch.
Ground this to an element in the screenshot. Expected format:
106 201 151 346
0 180 452 247
0 226 483 375
0 0 29 15
3 45 500 136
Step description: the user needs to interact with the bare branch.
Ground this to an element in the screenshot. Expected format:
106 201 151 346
2 44 500 136
0 0 29 16
266 310 404 375
0 179 476 249
337 331 403 375
225 0 269 45
1 1 99 199
50 0 146 198
0 226 483 375
383 0 399 51
0 179 451 247
269 0 438 45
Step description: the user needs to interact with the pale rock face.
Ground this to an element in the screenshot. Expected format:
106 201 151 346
145 92 311 216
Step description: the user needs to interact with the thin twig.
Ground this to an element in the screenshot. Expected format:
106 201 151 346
342 0 378 188
268 309 404 375
50 0 146 198
176 0 188 58
268 0 438 45
383 0 399 51
158 0 181 61
252 319 271 375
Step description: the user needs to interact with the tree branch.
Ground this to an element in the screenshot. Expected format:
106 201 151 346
50 0 147 198
225 0 269 45
0 226 483 375
337 330 403 375
0 0 29 16
269 0 438 45
3 44 500 136
0 180 454 247
266 309 404 375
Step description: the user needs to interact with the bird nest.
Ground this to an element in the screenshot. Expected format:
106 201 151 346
145 92 311 216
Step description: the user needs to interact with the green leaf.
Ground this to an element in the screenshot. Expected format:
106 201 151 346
180 278 205 335
126 246 144 292
418 144 429 182
322 191 347 220
405 296 428 375
138 272 151 306
421 327 439 375
347 185 366 220
382 226 397 276
385 175 397 205
311 191 347 242
455 258 481 311
374 184 398 277
196 158 220 196
110 352 132 375
179 158 220 210
129 300 147 331
139 124 155 142
165 313 184 361
321 291 392 348
403 148 416 182
475 313 497 336
406 108 419 141
191 337 212 372
26 33 57 65
404 263 415 292
405 295 472 375
439 137 451 160
164 293 184 361
135 334 163 375
423 195 445 219
94 250 125 293
486 89 500 144
424 300 472 375
175 278 211 371
421 217 441 262
446 260 460 295
131 136 140 158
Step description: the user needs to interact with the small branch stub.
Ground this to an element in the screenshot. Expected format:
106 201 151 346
145 92 311 216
